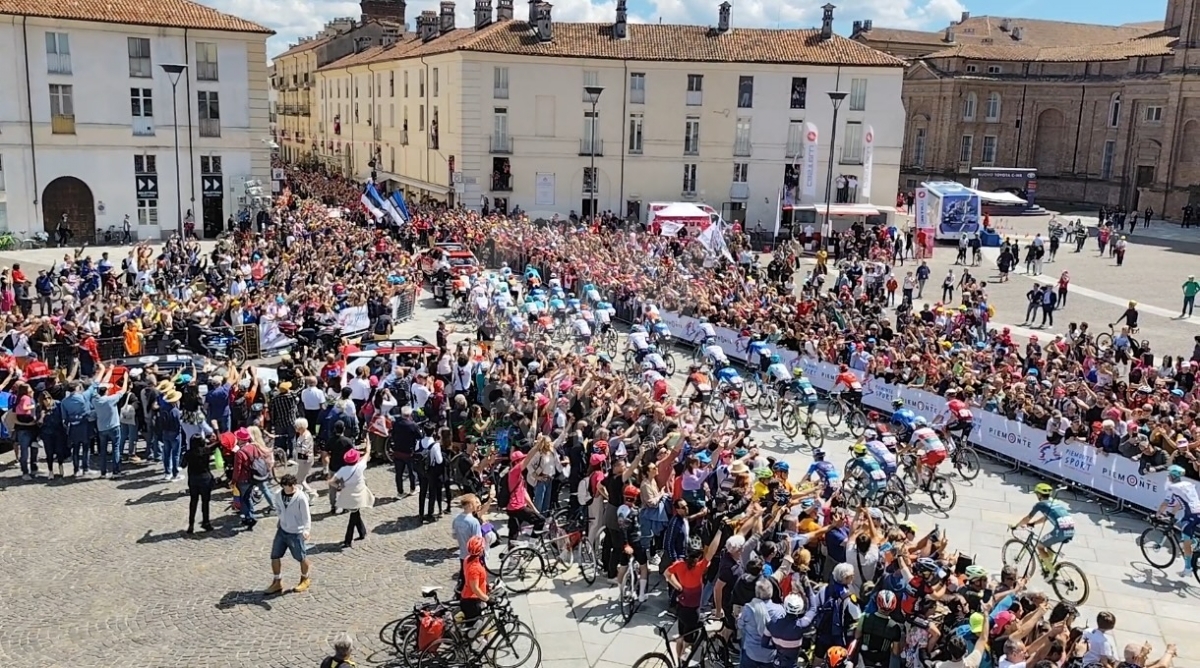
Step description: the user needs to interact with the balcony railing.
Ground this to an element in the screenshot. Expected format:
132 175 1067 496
494 86 509 99
47 54 72 74
686 90 702 106
491 172 513 192
579 138 604 156
733 140 753 157
199 118 221 138
490 135 513 154
51 114 75 135
630 89 645 104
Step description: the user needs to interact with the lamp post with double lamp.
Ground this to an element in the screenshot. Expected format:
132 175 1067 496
160 63 188 239
823 90 848 240
583 85 604 218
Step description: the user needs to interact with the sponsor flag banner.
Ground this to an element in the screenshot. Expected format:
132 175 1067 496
860 125 875 203
802 123 819 200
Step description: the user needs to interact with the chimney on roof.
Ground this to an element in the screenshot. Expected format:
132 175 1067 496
820 3 835 40
475 0 492 28
440 1 456 32
959 11 969 23
999 18 1011 31
535 2 553 41
944 25 955 42
496 0 513 20
1011 25 1023 40
614 0 628 38
419 10 439 40
717 1 731 33
863 19 872 30
852 20 861 33
528 0 537 24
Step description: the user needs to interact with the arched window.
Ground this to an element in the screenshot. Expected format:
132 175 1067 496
986 92 1001 121
1109 93 1121 128
962 92 977 120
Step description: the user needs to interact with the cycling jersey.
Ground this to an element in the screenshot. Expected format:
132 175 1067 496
584 284 601 302
651 321 671 337
891 408 919 431
644 353 667 372
522 301 541 315
748 340 771 359
947 399 973 422
848 456 888 493
791 378 818 404
705 344 729 365
834 371 862 391
1032 499 1075 533
642 369 665 385
595 308 612 324
628 332 650 350
572 319 592 336
766 362 791 383
715 367 741 386
688 372 713 394
865 440 898 474
911 427 945 453
549 298 566 311
805 460 840 485
1165 481 1200 517
566 298 581 311
699 322 717 339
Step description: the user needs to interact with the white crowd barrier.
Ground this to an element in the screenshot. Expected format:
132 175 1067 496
655 308 1193 514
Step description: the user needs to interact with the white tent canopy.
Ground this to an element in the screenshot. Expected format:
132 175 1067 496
974 189 1026 205
654 202 710 219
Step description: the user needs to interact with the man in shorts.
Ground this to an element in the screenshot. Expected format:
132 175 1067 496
266 474 313 593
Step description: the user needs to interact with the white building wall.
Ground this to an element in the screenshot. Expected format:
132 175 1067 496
0 16 271 238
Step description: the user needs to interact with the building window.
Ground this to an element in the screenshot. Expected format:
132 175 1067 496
376 73 381 98
841 121 863 163
404 71 409 97
686 74 703 106
986 92 1001 121
790 77 807 109
629 72 645 104
987 65 1001 74
0 155 5 192
959 134 973 163
849 78 867 111
418 70 424 97
962 92 976 120
583 166 597 194
786 120 804 157
628 113 644 154
737 76 754 108
389 72 395 97
965 64 978 73
734 117 752 156
684 118 700 155
913 127 926 167
137 199 158 226
432 67 439 97
49 84 74 134
419 104 425 131
430 108 439 149
46 32 71 74
390 146 395 172
494 66 509 98
127 37 152 78
1145 105 1163 122
1101 139 1116 179
389 104 394 127
682 163 697 194
131 88 153 117
582 69 599 101
191 41 218 81
583 111 600 154
1108 94 1120 127
733 162 748 183
981 135 997 165
198 91 221 137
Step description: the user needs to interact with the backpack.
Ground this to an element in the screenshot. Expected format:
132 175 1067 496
251 452 272 482
815 586 850 646
413 442 433 477
492 467 514 508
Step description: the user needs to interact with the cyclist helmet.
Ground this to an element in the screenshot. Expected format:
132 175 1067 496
783 594 807 616
852 442 868 456
773 461 790 472
875 590 898 613
813 448 826 461
699 316 708 323
467 535 486 557
839 364 849 372
770 354 782 364
728 390 741 401
965 565 988 581
1033 482 1054 497
689 363 701 371
755 467 773 480
1168 465 1186 481
863 428 878 441
915 557 940 574
647 344 659 354
623 484 641 500
913 416 928 427
867 411 881 421
892 398 905 408
632 324 645 333
827 647 849 668
793 367 805 378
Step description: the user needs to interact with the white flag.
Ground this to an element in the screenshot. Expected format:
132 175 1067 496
861 125 875 203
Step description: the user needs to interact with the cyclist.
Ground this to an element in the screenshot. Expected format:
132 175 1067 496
804 448 841 494
582 282 601 305
854 590 904 668
683 363 714 406
714 363 743 393
1156 465 1200 576
862 432 899 479
643 345 669 375
548 290 568 328
747 336 772 367
890 398 920 438
616 484 650 602
571 310 592 348
846 443 888 499
696 316 718 345
764 594 819 668
905 416 947 490
1109 300 1140 333
565 291 582 312
765 354 792 396
641 362 669 402
627 324 651 362
704 339 731 369
1012 482 1075 572
594 299 615 336
521 294 542 323
944 389 975 443
832 364 863 410
649 319 672 346
789 368 820 423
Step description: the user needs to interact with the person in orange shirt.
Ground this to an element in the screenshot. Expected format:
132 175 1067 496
461 535 489 624
123 318 144 356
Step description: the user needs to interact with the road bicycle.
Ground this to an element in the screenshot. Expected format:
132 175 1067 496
597 326 619 355
617 550 646 624
1002 524 1090 605
387 586 534 668
631 610 736 668
1137 514 1200 582
897 452 958 512
1094 323 1149 355
414 590 541 668
825 391 867 438
779 399 826 450
498 508 598 592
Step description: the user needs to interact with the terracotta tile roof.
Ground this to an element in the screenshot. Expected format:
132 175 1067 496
0 0 272 34
923 35 1177 63
317 19 904 71
860 15 1159 51
276 35 332 59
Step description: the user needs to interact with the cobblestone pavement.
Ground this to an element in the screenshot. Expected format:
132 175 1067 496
2 239 1200 666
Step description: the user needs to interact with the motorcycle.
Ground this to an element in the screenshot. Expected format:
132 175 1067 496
277 321 341 360
196 326 247 364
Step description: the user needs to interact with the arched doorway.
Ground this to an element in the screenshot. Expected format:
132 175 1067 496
42 176 95 243
1032 109 1065 175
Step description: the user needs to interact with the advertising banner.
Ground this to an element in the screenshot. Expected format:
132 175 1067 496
654 306 1188 512
802 123 819 200
860 125 874 203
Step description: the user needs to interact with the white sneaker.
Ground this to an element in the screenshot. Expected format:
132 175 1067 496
1178 565 1194 578
162 474 173 482
21 474 32 481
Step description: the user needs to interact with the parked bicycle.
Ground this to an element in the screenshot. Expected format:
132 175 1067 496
631 610 736 668
497 509 598 592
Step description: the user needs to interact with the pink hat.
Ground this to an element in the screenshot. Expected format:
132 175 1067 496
343 449 361 464
234 428 252 442
509 450 527 463
369 376 380 388
536 395 550 407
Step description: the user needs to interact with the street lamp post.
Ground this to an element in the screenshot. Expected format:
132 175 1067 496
583 85 604 217
161 64 188 239
823 91 848 240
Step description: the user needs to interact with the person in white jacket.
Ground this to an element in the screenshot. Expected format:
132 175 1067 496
266 473 313 594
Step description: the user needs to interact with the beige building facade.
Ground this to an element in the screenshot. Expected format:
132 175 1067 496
853 8 1200 217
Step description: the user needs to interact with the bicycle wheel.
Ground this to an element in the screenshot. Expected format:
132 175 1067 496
928 475 957 511
1001 539 1038 580
954 446 982 481
498 546 545 593
758 395 777 420
1096 332 1113 349
416 641 458 668
743 376 760 400
706 396 724 422
846 410 867 438
395 624 421 667
804 422 825 450
486 629 540 668
877 490 910 521
701 633 736 668
780 405 799 438
826 399 844 427
1137 526 1177 568
577 532 598 584
620 566 639 623
1049 561 1090 605
633 652 676 668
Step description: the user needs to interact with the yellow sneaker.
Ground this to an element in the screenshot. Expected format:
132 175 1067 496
264 580 284 595
293 577 312 593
